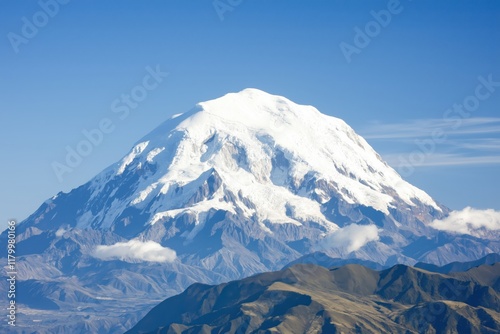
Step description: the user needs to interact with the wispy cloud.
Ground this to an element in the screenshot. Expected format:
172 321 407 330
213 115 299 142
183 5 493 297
382 153 500 167
457 138 500 151
360 117 500 169
361 117 500 140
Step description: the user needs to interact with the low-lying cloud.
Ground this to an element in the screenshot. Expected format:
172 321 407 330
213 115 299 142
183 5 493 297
430 207 500 238
92 239 177 263
323 224 379 253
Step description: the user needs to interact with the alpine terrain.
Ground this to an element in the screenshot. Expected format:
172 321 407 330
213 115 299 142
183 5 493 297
1 88 498 333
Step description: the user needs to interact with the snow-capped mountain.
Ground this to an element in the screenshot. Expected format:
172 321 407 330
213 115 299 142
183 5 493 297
88 88 440 230
2 88 498 333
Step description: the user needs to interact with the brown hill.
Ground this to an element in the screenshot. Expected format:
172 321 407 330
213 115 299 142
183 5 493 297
126 263 500 334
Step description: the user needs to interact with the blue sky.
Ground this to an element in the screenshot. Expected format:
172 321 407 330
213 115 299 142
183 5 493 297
1 0 499 229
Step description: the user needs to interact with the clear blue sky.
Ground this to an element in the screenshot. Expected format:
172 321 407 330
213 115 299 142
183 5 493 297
1 0 499 230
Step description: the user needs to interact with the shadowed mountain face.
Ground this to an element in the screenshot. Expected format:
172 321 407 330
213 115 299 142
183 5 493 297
286 252 500 273
127 263 500 334
1 89 499 333
415 253 500 274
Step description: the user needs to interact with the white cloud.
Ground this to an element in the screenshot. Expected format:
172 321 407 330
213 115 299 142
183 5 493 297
430 207 500 238
359 117 500 169
459 138 500 151
92 239 177 263
323 224 379 253
382 153 500 168
361 117 500 140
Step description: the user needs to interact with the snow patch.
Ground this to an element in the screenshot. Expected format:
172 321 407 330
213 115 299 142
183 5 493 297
55 228 67 237
146 147 165 162
117 141 149 175
131 183 159 206
149 198 236 226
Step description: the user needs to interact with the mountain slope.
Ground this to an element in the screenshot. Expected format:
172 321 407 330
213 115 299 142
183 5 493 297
415 253 500 273
1 88 498 333
11 88 462 272
126 262 500 334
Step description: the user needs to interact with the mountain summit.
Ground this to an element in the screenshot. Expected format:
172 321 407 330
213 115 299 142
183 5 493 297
2 89 498 333
27 88 455 270
114 87 442 229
